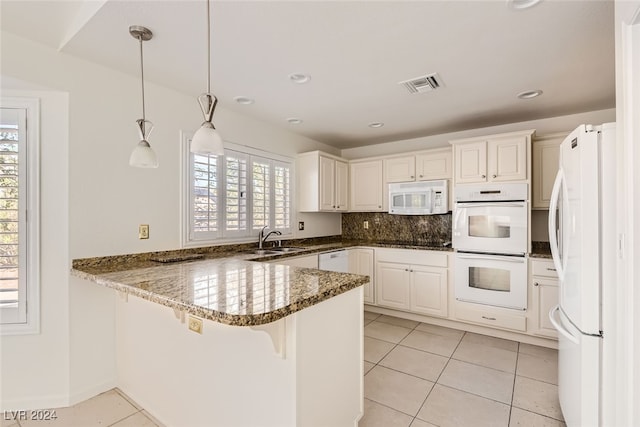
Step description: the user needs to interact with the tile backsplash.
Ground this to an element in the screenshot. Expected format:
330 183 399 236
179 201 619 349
342 212 451 246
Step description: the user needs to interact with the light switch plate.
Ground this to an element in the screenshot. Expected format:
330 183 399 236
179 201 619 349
139 224 149 239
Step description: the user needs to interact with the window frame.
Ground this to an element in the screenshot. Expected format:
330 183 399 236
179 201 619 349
181 132 295 247
0 97 41 335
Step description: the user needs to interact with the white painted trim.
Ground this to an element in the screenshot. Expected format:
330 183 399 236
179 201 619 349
67 380 118 407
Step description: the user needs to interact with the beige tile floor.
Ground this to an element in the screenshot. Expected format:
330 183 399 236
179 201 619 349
2 312 563 427
361 311 566 427
1 389 164 427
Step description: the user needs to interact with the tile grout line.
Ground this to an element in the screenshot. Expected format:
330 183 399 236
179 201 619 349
410 329 467 426
507 341 521 426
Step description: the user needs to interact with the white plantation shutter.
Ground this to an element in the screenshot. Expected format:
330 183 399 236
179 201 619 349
191 154 219 239
0 98 39 332
224 152 248 235
251 159 270 230
0 115 21 317
274 162 291 231
185 138 293 243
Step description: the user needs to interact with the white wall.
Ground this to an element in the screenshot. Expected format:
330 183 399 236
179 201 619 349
0 88 71 409
0 30 340 409
340 108 616 160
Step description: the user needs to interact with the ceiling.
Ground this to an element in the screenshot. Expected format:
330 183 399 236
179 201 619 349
0 0 615 149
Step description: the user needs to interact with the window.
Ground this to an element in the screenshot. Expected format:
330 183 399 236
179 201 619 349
0 97 40 334
183 134 293 245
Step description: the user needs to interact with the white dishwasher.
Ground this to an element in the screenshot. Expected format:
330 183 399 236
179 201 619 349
318 250 349 273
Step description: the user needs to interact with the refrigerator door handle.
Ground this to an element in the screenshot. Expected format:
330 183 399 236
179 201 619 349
549 305 579 345
548 169 565 281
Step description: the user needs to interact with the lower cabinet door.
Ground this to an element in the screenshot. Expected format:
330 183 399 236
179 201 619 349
532 278 559 338
375 262 410 310
410 266 448 318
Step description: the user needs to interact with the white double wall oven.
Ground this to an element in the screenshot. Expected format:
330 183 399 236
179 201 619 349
453 183 529 310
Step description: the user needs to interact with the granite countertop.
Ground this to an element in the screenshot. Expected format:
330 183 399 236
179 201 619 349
70 237 453 326
530 241 552 259
72 256 368 327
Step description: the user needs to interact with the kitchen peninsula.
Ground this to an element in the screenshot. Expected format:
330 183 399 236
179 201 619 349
71 250 368 427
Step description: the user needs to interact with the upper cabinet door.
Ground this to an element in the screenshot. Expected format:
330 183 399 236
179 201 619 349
319 156 336 210
350 160 384 211
385 156 416 183
454 141 487 184
488 136 527 182
532 136 563 209
334 160 349 211
415 149 452 181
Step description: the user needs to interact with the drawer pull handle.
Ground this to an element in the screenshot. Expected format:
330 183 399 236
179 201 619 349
546 268 557 271
481 316 496 321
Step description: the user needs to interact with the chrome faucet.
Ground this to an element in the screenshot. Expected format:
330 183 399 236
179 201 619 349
258 226 282 249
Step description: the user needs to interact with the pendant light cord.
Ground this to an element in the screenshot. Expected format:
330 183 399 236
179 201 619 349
206 0 211 94
139 34 146 122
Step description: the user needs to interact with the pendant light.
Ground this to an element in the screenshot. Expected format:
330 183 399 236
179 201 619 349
129 25 159 168
191 0 224 155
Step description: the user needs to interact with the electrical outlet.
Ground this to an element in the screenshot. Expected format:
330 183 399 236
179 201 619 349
188 316 203 334
363 221 369 229
298 221 305 231
139 224 149 239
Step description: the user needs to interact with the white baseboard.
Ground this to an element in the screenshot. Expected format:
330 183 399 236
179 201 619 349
67 379 117 407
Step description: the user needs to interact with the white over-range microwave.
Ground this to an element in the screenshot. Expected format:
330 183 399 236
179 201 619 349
388 180 448 215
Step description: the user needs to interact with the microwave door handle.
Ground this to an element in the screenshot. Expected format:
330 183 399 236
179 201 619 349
455 202 526 208
456 254 525 263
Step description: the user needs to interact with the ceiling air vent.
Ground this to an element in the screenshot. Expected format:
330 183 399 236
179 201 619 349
399 73 444 94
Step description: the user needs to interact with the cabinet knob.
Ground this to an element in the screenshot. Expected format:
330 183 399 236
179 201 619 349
492 174 497 178
481 174 486 179
378 205 382 208
411 175 415 179
419 174 423 178
534 282 539 287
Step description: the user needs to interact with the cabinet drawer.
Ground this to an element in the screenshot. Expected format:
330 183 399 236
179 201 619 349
455 302 527 332
376 248 449 267
531 260 558 278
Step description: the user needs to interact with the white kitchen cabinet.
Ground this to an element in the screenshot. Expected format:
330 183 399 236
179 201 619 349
415 148 452 181
349 248 375 304
529 259 559 338
297 151 348 212
454 300 527 332
410 265 448 317
451 130 534 184
375 248 449 317
384 156 415 183
453 141 487 184
532 134 564 209
349 160 384 211
376 261 411 310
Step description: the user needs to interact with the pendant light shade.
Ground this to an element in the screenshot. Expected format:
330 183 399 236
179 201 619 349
129 25 158 168
129 119 158 168
191 0 223 155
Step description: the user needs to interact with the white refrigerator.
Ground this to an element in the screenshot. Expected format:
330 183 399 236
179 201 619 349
548 123 616 427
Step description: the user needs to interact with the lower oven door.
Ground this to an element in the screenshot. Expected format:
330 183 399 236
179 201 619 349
455 252 527 310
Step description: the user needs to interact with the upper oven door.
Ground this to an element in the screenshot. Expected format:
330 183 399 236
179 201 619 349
453 201 528 254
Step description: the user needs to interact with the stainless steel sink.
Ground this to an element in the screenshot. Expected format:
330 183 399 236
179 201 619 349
270 247 306 253
247 249 280 256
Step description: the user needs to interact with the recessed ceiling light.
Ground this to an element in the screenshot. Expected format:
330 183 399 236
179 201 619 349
507 0 542 10
234 96 254 105
288 73 311 84
287 118 303 125
517 89 543 99
368 122 384 128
